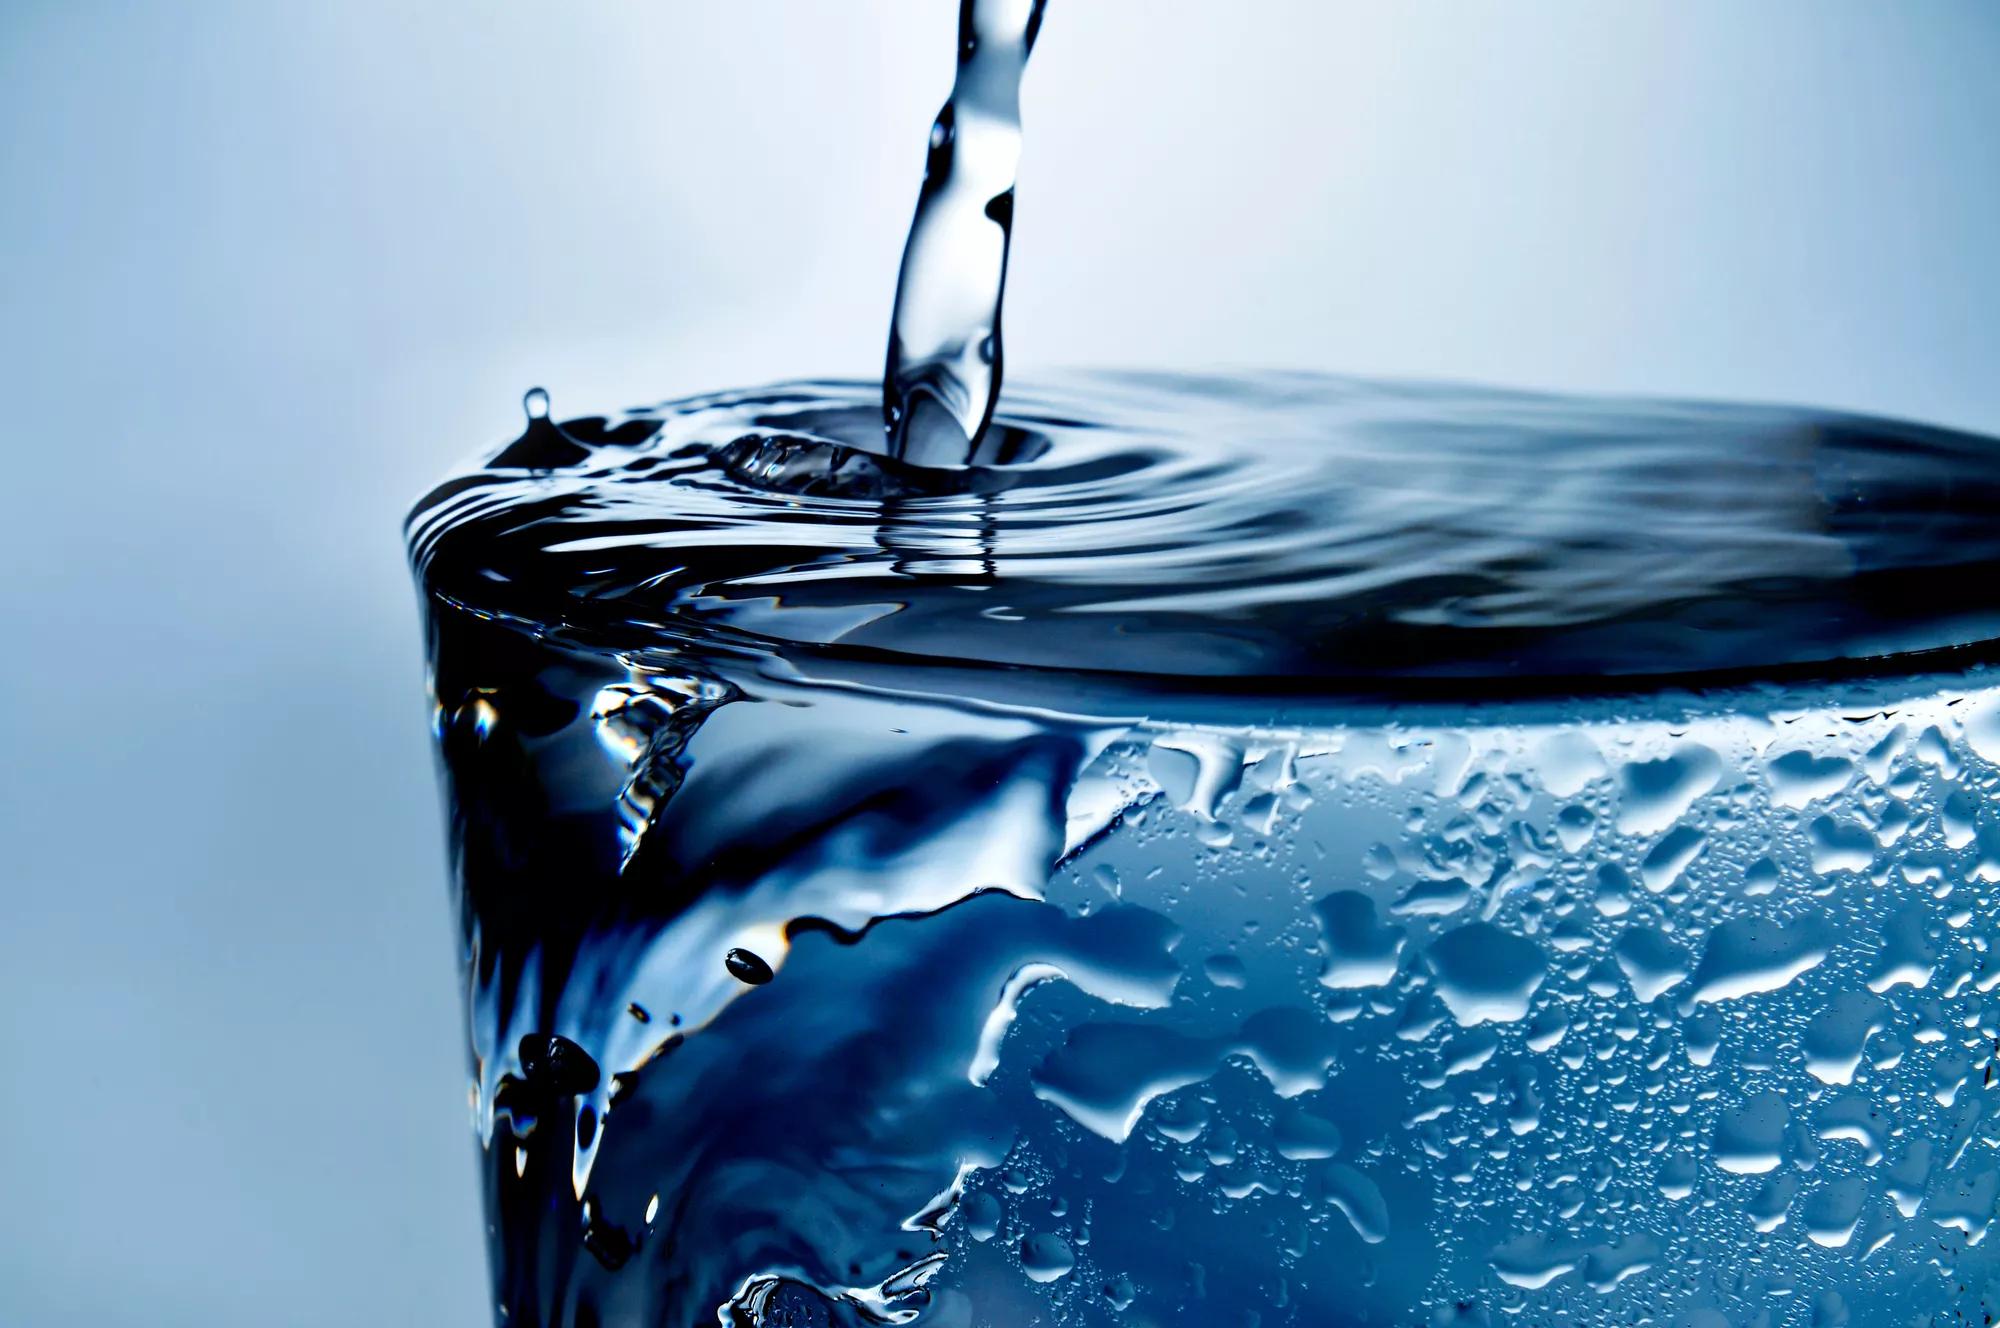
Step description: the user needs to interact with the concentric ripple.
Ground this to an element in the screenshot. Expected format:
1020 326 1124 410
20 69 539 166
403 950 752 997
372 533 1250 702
408 373 2000 684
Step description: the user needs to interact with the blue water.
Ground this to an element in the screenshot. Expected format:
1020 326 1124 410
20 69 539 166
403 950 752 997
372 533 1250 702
410 375 2000 1326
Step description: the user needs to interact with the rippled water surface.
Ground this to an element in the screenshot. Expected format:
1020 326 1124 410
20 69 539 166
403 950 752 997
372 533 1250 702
411 374 2000 686
410 374 2000 1326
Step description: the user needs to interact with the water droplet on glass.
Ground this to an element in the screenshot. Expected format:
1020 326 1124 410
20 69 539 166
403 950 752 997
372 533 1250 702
1020 1232 1074 1282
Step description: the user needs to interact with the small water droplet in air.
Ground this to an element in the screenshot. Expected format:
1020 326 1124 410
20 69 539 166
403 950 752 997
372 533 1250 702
517 1033 600 1097
523 386 550 421
726 947 775 985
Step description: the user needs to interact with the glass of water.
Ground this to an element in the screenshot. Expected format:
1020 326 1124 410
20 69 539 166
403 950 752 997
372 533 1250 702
409 374 2000 1326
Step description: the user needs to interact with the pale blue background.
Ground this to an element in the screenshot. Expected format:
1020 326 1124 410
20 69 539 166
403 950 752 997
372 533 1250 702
3 3 1997 1324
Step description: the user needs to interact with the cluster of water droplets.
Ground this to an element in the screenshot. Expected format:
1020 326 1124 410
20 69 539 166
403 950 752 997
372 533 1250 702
1078 689 1997 1319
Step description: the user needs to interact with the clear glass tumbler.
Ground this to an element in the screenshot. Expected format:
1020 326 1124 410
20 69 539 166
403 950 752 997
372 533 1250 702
409 375 2000 1326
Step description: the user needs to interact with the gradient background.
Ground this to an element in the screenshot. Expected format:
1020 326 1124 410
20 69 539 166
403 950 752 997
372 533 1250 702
4 3 1998 1324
